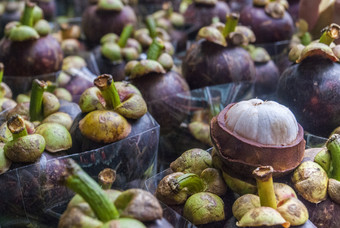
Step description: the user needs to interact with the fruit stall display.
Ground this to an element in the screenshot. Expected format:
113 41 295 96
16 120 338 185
1 0 340 227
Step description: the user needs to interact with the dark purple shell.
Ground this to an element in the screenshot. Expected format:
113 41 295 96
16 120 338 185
253 60 280 95
82 5 137 46
183 1 230 38
182 40 256 90
130 71 190 133
277 56 340 137
239 5 294 43
0 35 63 76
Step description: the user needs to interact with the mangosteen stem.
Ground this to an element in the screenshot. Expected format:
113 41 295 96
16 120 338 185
118 24 133 48
326 134 340 181
61 159 120 222
253 166 277 209
319 23 340 46
7 115 28 140
29 79 47 122
170 173 207 194
98 168 116 190
0 63 3 84
147 38 164 60
223 13 239 38
146 16 157 39
21 1 36 27
94 74 121 109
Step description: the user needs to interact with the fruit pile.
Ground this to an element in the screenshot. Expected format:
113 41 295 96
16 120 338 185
0 0 340 227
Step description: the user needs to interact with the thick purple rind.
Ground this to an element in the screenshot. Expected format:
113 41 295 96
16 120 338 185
182 40 256 90
210 102 305 177
277 56 340 137
239 5 294 43
0 35 63 77
82 5 137 46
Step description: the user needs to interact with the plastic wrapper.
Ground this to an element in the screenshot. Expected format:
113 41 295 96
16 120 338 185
3 71 59 97
0 112 160 227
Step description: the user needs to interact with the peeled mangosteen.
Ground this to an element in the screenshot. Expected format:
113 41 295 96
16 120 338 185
0 1 63 95
182 13 256 90
211 98 305 178
239 0 294 44
82 0 137 46
277 23 340 137
183 0 230 39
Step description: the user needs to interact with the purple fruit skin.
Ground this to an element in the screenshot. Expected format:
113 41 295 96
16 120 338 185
82 5 137 45
182 40 256 90
239 5 294 43
0 35 63 76
277 56 340 137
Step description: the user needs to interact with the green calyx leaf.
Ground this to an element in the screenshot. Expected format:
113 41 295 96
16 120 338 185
129 60 166 79
9 25 40 42
100 33 119 44
98 0 123 11
34 19 51 36
197 26 226 47
101 42 122 62
32 5 43 25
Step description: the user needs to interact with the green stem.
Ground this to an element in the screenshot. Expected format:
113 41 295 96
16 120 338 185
98 168 116 190
118 24 133 48
147 38 164 60
7 114 28 140
0 63 4 84
146 16 157 39
29 79 47 122
20 1 35 27
94 74 121 109
61 159 120 222
253 166 277 209
319 23 340 46
173 173 207 194
326 134 340 181
222 13 239 38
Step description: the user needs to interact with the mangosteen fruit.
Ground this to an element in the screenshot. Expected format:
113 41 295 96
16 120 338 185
0 1 63 95
239 0 295 44
210 98 305 178
92 24 142 81
182 13 256 90
69 74 147 153
277 23 340 137
247 45 280 95
127 37 190 133
150 4 188 53
82 0 137 46
31 0 56 21
232 166 309 227
182 0 230 39
58 159 168 228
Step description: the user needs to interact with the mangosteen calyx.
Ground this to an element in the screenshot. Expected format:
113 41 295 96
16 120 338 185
295 23 340 63
97 0 123 12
